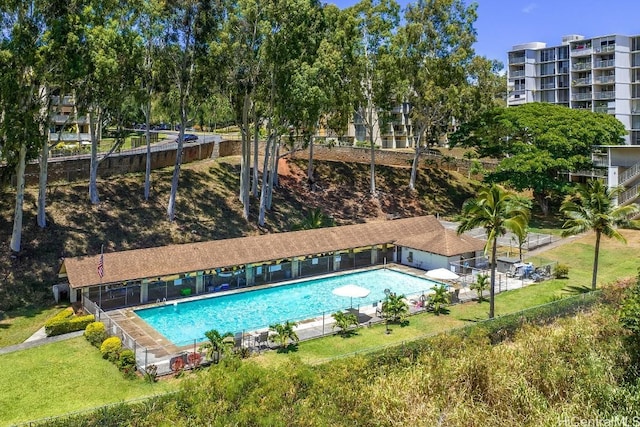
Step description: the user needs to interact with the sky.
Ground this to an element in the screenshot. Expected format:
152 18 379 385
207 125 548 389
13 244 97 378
328 0 640 68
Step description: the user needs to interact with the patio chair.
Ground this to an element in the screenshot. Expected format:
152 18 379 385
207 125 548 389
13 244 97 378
374 301 383 318
255 331 269 351
233 332 244 348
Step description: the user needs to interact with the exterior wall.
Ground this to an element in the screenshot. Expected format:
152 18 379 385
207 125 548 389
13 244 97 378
400 247 449 271
18 140 219 186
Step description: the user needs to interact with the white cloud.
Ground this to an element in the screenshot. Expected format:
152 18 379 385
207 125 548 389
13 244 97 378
522 3 537 13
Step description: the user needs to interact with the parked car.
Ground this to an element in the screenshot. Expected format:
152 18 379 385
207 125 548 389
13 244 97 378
176 133 198 142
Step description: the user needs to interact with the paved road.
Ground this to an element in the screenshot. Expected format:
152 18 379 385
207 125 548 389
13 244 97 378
439 220 561 252
49 131 222 162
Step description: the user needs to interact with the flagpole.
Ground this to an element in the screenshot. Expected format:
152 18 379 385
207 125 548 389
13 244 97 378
98 244 104 319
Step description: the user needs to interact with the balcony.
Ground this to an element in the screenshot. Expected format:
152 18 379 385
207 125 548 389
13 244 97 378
50 114 72 125
592 153 608 168
49 133 91 143
594 91 615 99
595 45 615 53
391 105 410 114
595 75 615 84
50 95 75 106
571 93 592 101
594 106 615 114
509 70 525 78
509 56 526 64
572 77 592 86
572 62 591 71
594 59 615 68
571 45 592 56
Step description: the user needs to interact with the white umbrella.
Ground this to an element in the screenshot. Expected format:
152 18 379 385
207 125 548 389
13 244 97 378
425 268 460 281
332 284 371 308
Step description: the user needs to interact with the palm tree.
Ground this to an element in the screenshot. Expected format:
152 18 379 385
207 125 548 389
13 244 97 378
560 179 639 291
269 320 299 349
332 311 359 336
457 184 530 318
470 274 489 303
381 292 409 323
199 329 233 364
292 208 334 230
428 284 450 315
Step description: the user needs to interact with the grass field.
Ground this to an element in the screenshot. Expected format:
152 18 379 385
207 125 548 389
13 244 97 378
0 305 67 348
0 337 176 425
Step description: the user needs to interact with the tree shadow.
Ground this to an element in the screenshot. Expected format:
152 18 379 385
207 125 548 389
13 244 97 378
275 343 299 354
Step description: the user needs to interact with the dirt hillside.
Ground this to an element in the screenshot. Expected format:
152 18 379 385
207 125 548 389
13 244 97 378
0 156 477 311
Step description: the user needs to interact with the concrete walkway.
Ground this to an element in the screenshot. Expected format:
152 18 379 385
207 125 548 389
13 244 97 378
0 329 84 356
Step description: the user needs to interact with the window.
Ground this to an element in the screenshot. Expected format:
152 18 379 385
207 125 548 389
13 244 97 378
558 46 569 60
540 49 555 62
514 79 525 91
540 63 555 76
557 76 569 88
541 76 555 89
558 60 569 74
540 91 555 103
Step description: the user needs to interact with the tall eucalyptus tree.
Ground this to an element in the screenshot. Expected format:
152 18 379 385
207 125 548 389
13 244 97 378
224 0 266 219
316 5 360 144
258 0 325 225
395 0 478 191
0 1 49 252
35 0 86 228
134 0 164 201
351 0 399 197
163 0 226 221
65 0 141 204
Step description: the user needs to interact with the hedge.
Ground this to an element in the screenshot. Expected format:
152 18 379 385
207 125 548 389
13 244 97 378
45 308 96 337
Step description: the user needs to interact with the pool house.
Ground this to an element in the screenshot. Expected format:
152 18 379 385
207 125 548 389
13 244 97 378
59 215 485 312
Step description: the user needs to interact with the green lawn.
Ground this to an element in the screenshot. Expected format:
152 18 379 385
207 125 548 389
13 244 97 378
258 278 570 366
0 305 67 348
525 231 640 287
0 337 176 425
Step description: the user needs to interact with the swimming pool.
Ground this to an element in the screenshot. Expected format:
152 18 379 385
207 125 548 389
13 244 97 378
135 268 440 346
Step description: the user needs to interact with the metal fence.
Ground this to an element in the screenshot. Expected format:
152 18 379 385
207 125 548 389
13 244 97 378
82 297 155 375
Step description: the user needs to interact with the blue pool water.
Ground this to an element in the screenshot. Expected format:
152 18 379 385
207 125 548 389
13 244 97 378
135 268 440 346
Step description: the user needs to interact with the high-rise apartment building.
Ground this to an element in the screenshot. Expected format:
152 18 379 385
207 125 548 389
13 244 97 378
507 34 640 145
508 34 640 210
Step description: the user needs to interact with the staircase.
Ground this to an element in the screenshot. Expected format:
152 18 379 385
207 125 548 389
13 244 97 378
618 160 640 209
619 160 640 187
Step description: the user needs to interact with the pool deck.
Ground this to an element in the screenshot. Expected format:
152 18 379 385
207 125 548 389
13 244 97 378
102 264 532 374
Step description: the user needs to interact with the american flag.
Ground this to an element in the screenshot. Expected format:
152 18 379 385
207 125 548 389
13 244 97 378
97 252 104 279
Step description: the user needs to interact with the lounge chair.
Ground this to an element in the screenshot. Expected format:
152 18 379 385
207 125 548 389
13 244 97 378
214 283 230 292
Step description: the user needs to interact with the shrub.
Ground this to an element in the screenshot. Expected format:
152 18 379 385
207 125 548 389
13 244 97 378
100 336 122 362
143 364 158 383
45 307 95 336
117 349 137 379
84 321 107 347
554 263 570 279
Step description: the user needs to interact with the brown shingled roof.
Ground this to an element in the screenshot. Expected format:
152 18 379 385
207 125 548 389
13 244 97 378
62 215 483 288
396 228 486 257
